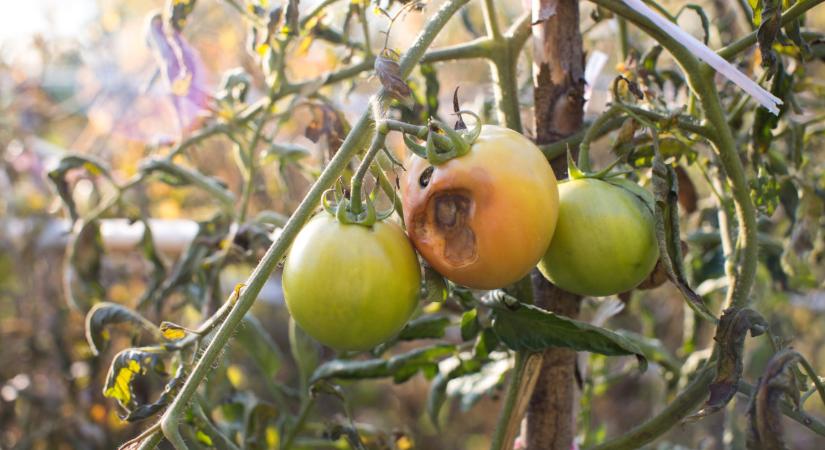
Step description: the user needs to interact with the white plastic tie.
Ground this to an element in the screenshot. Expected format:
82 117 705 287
623 0 782 115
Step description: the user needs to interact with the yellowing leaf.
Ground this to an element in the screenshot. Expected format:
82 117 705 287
423 302 442 314
226 364 246 388
396 435 413 450
256 42 271 56
160 322 187 341
103 359 141 406
266 426 280 447
195 430 214 446
83 162 102 176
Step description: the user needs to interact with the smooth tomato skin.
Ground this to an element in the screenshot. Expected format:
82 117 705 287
538 178 659 297
282 213 421 351
400 125 559 290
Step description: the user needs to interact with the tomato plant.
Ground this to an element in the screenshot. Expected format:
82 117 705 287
538 177 658 297
401 125 559 290
20 0 825 448
282 212 420 351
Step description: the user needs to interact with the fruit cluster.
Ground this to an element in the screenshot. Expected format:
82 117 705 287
283 125 659 351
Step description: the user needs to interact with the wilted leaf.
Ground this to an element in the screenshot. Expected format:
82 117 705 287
159 321 188 341
310 344 455 384
216 67 252 105
167 0 196 31
375 48 412 102
146 13 209 132
690 308 768 420
491 303 646 370
86 302 158 356
650 158 717 322
284 0 300 36
756 0 781 78
65 221 106 312
752 63 791 154
747 350 802 450
140 214 231 311
245 401 279 450
102 347 166 413
124 365 185 422
675 165 697 213
304 102 351 160
47 154 113 224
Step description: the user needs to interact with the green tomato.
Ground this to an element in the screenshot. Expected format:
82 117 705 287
282 212 421 351
538 178 659 297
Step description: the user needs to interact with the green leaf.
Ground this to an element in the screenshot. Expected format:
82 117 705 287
691 308 768 420
425 356 483 427
139 159 235 207
397 314 451 341
237 315 284 379
47 154 114 224
473 328 500 360
460 309 481 342
135 219 167 308
65 220 106 312
750 169 782 216
423 264 448 303
614 330 681 374
85 302 157 356
310 344 455 384
446 354 510 412
421 63 440 118
289 318 321 392
492 303 647 370
387 344 455 383
260 143 311 165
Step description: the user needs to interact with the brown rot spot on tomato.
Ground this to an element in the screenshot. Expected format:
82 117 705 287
421 190 477 267
419 166 434 188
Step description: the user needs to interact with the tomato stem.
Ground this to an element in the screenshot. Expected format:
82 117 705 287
152 1 473 447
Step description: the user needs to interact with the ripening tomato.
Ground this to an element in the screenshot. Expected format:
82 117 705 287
282 213 421 351
538 177 659 297
400 125 559 290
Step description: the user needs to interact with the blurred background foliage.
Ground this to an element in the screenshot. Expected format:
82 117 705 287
1 0 824 449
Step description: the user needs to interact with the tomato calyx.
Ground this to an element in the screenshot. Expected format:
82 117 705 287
566 150 656 214
322 188 393 227
402 110 482 166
